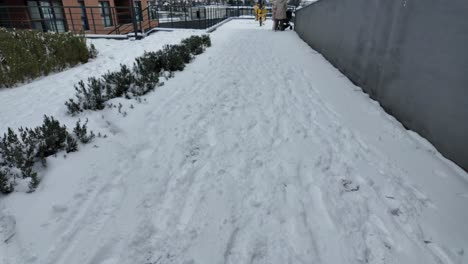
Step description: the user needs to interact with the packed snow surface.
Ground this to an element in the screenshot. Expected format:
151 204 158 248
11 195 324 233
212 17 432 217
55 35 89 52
1 20 467 264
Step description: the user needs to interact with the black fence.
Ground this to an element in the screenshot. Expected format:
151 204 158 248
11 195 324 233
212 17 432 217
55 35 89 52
154 5 227 30
0 4 293 37
155 5 272 29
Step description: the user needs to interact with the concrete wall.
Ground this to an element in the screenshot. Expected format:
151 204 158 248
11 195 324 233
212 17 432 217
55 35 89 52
295 0 468 171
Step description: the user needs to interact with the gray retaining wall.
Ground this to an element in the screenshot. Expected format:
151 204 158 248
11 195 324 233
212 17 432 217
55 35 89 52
295 0 468 171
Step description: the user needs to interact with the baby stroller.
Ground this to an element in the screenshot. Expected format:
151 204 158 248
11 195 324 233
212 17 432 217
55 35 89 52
277 9 293 31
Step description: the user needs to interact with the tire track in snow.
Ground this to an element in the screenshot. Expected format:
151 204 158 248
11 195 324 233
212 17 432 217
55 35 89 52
43 141 148 264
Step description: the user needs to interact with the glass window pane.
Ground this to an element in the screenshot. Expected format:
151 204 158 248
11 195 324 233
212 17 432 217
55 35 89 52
27 1 41 20
99 1 113 27
53 7 63 19
31 21 42 30
55 20 65 32
45 20 56 31
41 8 53 19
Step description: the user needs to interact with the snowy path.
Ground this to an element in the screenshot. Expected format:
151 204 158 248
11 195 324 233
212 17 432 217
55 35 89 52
1 20 468 264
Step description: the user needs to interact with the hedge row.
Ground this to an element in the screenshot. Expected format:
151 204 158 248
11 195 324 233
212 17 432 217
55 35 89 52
0 28 97 88
0 117 94 194
0 34 212 194
65 35 211 115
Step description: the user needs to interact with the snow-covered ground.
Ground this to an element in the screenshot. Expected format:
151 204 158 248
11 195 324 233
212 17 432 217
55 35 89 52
1 19 467 264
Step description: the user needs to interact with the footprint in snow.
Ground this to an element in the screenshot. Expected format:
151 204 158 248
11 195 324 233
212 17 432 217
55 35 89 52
186 147 200 164
52 204 68 214
341 179 360 192
389 208 402 216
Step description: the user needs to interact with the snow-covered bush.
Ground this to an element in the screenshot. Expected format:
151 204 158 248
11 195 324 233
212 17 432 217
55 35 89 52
65 65 157 114
201 35 212 47
134 51 163 89
65 34 211 115
161 44 190 71
182 36 205 55
103 65 137 98
88 44 98 59
73 119 95 144
105 64 156 98
0 28 96 88
65 77 107 114
0 168 11 194
0 116 93 194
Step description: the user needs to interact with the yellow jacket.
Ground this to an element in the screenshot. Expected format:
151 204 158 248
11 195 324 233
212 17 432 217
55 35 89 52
255 6 267 20
253 4 259 20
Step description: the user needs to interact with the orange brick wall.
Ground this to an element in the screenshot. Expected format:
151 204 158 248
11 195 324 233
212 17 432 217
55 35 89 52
1 0 158 34
61 0 158 34
62 0 116 34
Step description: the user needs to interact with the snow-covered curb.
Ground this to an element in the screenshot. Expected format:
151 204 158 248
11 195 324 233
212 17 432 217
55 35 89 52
206 17 235 33
85 28 175 40
84 34 129 39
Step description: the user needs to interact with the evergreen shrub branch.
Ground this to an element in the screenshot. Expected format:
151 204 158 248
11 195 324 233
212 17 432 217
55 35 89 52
0 29 97 88
0 116 94 194
65 35 211 115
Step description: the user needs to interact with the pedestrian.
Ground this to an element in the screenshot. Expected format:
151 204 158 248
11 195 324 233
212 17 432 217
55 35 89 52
256 2 267 26
253 2 259 21
272 0 287 31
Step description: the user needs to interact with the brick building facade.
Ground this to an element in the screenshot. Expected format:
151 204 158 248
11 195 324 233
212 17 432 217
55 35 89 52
0 0 158 34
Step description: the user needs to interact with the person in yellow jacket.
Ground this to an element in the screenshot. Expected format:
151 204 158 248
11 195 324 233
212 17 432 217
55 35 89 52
253 3 259 21
255 2 267 26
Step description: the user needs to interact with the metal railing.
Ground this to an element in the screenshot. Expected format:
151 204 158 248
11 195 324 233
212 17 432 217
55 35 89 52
154 5 228 29
0 5 145 36
0 4 295 38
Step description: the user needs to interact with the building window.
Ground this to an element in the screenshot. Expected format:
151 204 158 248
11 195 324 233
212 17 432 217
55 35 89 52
99 1 113 27
78 1 89 30
27 0 65 32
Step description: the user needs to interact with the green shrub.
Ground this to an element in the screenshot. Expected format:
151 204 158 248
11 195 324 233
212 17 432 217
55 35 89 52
65 34 212 114
36 116 72 158
65 77 107 115
177 44 193 64
134 51 165 76
182 36 204 55
0 116 93 194
201 35 212 47
0 168 12 194
133 52 163 91
103 65 136 98
66 136 78 153
73 119 95 144
88 44 98 59
162 44 187 72
0 29 97 88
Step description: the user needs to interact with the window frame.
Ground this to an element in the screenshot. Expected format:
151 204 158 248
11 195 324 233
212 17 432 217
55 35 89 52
98 1 113 28
77 0 90 31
